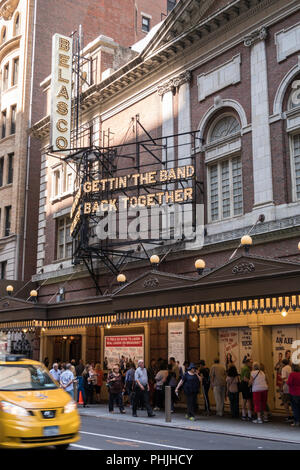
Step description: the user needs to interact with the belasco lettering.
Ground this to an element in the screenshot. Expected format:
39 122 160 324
51 34 73 152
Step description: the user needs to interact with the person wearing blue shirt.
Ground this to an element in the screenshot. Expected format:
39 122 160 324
49 363 61 382
60 363 75 399
132 360 155 417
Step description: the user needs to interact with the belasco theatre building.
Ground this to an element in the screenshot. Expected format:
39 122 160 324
1 0 300 413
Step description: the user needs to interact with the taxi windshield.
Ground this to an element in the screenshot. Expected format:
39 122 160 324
0 364 58 391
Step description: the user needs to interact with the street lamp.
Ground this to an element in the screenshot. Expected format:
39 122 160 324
150 255 160 268
6 285 14 296
30 290 38 302
241 235 253 253
117 273 126 285
195 259 205 275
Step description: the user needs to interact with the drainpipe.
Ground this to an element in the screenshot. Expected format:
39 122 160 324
22 0 38 280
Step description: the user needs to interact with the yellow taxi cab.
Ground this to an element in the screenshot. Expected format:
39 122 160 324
0 354 80 449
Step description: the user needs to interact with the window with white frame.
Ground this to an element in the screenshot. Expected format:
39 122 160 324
56 216 72 260
291 134 300 200
208 156 243 221
51 163 75 199
206 115 243 222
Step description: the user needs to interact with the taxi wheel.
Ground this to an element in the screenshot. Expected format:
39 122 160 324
55 444 70 450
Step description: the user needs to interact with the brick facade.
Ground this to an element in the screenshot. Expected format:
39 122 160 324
31 1 300 304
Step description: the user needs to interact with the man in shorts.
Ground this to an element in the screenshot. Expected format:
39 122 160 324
240 358 253 421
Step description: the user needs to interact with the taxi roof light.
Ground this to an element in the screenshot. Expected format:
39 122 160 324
0 354 26 362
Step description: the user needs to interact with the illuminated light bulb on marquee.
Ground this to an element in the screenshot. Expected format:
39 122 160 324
281 309 288 318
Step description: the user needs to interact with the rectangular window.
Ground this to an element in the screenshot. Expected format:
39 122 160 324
3 63 9 91
0 157 4 187
4 205 11 237
56 216 72 260
10 105 16 134
208 157 243 222
142 16 150 32
1 110 6 139
167 0 176 13
7 153 13 184
0 260 7 279
12 58 19 86
53 167 61 197
293 134 300 200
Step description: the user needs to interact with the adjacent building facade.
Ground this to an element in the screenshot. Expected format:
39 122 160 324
1 0 300 411
0 0 173 282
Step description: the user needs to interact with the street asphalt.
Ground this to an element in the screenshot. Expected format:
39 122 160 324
70 414 300 451
74 403 300 447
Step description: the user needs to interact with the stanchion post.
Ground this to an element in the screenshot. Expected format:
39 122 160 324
165 386 172 422
73 378 78 402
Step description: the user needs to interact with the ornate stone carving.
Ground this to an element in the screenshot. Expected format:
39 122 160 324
157 71 191 96
232 262 255 275
244 27 267 47
0 0 19 20
143 277 160 289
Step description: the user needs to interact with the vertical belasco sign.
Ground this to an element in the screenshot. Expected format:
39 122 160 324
51 34 73 152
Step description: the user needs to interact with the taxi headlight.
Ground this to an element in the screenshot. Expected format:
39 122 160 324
0 401 30 417
64 400 77 414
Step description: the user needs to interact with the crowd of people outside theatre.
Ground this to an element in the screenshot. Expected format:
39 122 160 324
44 354 300 427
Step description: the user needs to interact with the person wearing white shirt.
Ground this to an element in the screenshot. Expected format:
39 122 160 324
249 362 268 424
49 363 61 382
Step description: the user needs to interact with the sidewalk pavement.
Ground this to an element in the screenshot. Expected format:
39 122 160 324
77 404 300 444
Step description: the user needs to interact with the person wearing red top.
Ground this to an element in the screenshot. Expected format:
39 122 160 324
94 363 104 404
287 363 300 427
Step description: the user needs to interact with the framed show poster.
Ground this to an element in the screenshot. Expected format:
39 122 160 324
104 334 144 369
168 322 185 367
272 326 300 409
218 327 252 372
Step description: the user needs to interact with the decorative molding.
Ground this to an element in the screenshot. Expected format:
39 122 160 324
197 54 241 102
273 62 300 116
0 0 19 20
244 26 268 47
143 277 160 289
232 262 255 275
157 70 191 96
248 26 268 45
197 99 248 146
275 21 300 63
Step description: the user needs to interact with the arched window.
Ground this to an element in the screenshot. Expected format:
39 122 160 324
206 114 243 222
288 82 300 201
288 82 300 111
209 115 241 143
14 13 20 36
1 27 6 45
